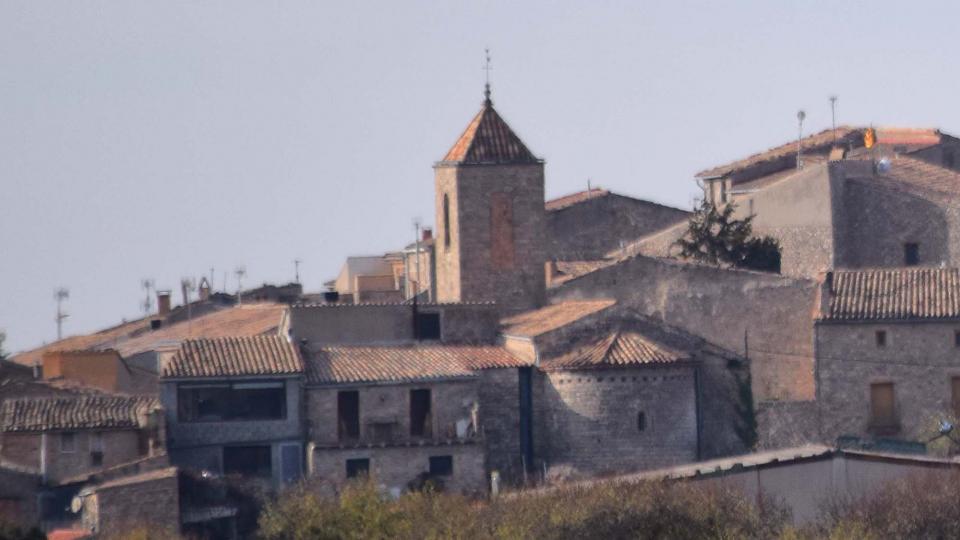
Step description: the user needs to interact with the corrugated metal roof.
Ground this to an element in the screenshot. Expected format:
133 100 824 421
823 267 960 321
441 99 539 165
163 335 303 378
306 345 528 384
542 330 689 371
0 395 159 432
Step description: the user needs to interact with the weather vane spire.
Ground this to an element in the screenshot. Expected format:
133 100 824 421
483 48 492 104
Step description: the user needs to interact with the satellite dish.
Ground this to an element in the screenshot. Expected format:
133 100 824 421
940 419 954 435
877 158 892 173
70 496 83 513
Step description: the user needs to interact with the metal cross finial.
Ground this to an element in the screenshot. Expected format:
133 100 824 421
483 48 492 103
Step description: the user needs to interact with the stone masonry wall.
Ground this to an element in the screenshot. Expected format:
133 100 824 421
816 321 960 443
434 163 546 311
310 443 486 495
550 255 818 402
477 368 523 480
91 471 180 535
536 366 698 476
1 430 143 483
306 379 478 446
0 467 40 528
546 194 689 261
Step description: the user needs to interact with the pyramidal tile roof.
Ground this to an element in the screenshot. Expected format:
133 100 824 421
542 329 689 371
441 97 539 165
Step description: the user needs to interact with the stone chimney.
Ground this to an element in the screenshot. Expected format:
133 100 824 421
157 290 172 317
545 260 559 288
815 271 834 319
422 227 433 242
198 278 211 301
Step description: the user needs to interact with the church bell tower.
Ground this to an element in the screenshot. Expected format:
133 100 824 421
433 85 546 311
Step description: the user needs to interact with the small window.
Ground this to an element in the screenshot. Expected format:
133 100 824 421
89 432 104 452
346 458 370 479
337 391 360 442
875 330 887 347
61 432 76 453
410 389 432 438
637 412 647 432
443 194 451 248
904 243 920 266
870 382 896 428
416 312 441 340
429 456 453 476
954 330 960 348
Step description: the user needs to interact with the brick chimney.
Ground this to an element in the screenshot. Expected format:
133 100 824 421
198 278 211 301
422 227 433 242
157 290 172 317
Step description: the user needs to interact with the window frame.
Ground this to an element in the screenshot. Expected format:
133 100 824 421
177 380 287 423
60 432 77 454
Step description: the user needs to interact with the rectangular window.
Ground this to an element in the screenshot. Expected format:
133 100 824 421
346 458 370 479
89 432 104 452
429 456 453 476
410 389 432 438
904 243 920 266
490 192 515 268
637 412 647 432
955 330 960 348
223 446 272 478
178 381 286 422
875 330 887 348
61 432 76 453
280 444 302 484
870 382 896 428
416 312 441 340
337 391 360 442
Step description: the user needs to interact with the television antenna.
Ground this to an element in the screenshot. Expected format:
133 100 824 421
294 259 302 284
796 110 806 170
234 266 247 305
54 287 70 340
829 96 838 143
141 279 155 315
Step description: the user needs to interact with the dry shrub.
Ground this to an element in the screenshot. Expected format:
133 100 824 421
257 477 788 540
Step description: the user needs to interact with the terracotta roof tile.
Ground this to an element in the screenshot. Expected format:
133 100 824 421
545 188 610 211
0 395 159 432
441 100 539 165
823 267 960 321
874 156 960 199
550 261 615 286
501 300 617 338
306 345 527 384
163 335 303 378
697 126 943 179
542 330 689 371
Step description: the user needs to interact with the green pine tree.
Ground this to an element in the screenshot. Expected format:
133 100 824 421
674 200 781 273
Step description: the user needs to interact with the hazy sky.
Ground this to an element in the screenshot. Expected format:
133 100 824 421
3 1 960 352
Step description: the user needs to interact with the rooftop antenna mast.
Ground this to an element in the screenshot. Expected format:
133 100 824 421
829 96 838 144
796 110 806 170
294 259 301 284
141 279 155 315
483 48 492 103
234 266 246 305
54 287 69 340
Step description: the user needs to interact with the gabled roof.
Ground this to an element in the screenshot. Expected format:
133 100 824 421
545 188 610 211
441 98 539 165
542 329 690 371
697 126 945 180
822 267 960 322
305 345 527 385
0 395 159 432
163 335 303 379
501 300 617 338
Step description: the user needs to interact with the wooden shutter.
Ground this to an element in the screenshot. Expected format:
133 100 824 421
870 383 895 427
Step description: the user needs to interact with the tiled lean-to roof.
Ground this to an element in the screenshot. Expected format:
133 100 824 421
822 267 960 322
305 345 528 384
0 395 159 432
542 330 689 371
441 98 539 165
501 300 617 338
163 335 303 378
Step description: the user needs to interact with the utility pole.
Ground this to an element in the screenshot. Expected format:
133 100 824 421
796 110 806 169
54 287 69 340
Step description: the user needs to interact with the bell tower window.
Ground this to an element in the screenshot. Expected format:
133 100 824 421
443 194 451 249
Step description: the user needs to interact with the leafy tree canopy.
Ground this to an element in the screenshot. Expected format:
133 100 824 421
674 200 781 273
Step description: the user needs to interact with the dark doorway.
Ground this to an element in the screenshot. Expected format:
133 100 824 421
410 389 432 438
338 391 360 442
